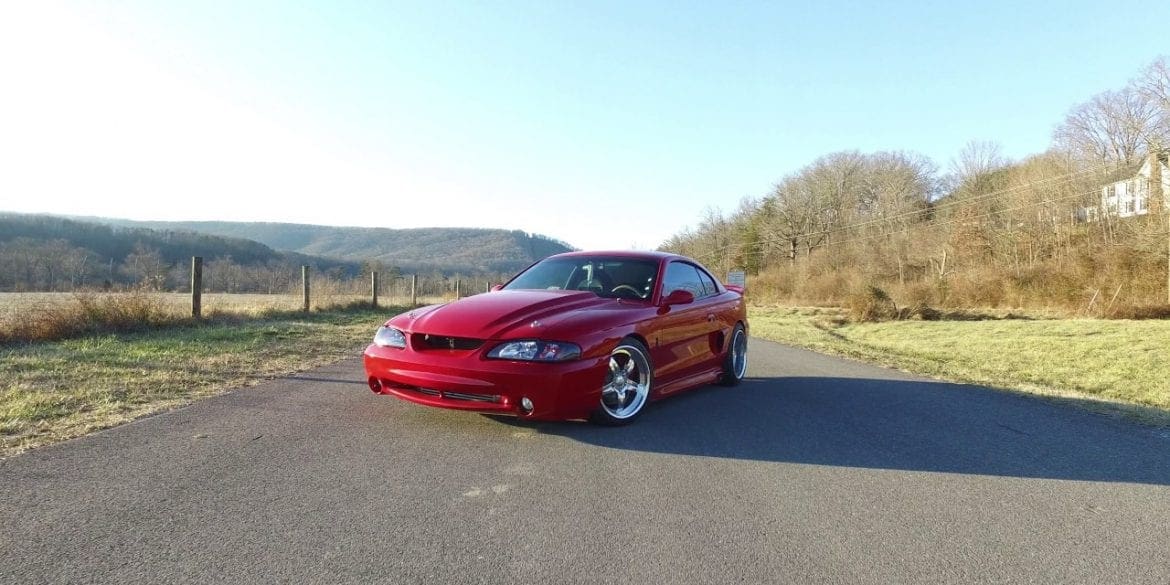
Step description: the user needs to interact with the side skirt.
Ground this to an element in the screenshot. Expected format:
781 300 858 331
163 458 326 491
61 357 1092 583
653 367 722 398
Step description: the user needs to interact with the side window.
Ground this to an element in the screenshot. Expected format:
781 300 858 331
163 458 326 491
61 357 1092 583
662 262 705 298
696 268 719 296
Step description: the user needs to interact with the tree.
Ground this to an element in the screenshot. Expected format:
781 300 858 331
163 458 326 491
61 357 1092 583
1053 87 1159 166
1135 56 1170 144
764 151 866 260
121 243 170 290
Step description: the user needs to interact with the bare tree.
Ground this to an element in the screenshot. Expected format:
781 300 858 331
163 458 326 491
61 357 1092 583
947 140 1008 198
766 151 867 258
952 140 1005 181
1053 87 1159 166
121 243 169 290
1135 56 1170 144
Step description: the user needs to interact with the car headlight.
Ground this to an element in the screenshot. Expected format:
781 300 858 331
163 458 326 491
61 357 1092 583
373 326 407 349
486 340 581 362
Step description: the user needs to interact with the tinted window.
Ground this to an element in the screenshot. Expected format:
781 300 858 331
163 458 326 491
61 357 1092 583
662 262 705 298
696 268 719 296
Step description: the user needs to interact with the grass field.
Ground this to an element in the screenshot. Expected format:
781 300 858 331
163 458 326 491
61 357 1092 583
0 306 399 457
750 306 1170 424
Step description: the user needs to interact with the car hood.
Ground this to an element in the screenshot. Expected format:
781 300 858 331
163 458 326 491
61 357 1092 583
391 289 628 340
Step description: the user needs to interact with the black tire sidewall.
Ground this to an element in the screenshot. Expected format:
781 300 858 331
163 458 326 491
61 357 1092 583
719 324 746 387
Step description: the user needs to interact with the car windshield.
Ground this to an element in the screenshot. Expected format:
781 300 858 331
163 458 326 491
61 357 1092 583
504 257 659 300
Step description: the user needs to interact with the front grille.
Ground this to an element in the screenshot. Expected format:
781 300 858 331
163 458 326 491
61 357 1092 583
412 333 484 351
408 386 501 403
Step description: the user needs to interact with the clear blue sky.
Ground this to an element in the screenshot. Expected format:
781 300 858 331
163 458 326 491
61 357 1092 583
2 1 1168 250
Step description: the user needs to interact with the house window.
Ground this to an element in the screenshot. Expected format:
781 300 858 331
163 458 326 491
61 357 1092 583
1124 199 1136 214
1138 197 1148 212
1107 184 1117 198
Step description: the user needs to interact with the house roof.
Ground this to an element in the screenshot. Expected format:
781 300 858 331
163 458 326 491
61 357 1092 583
1100 162 1144 186
1100 150 1170 187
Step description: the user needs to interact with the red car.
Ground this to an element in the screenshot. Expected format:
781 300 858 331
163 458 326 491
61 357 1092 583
362 251 748 425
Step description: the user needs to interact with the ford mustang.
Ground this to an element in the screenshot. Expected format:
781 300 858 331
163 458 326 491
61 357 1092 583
362 250 748 425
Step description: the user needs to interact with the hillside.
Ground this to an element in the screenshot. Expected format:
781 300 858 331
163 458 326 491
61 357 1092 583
0 213 358 291
83 219 576 273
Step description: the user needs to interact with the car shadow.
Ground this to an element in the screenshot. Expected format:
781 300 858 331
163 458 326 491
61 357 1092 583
496 377 1170 486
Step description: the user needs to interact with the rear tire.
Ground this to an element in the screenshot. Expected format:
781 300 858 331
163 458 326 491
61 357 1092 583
718 324 747 386
590 338 652 426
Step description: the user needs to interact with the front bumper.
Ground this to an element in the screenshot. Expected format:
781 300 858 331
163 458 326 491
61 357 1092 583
362 344 608 420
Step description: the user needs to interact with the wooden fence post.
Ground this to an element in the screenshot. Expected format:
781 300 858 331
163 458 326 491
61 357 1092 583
371 271 379 308
485 281 491 293
302 266 310 312
191 256 202 319
410 274 418 306
455 279 461 300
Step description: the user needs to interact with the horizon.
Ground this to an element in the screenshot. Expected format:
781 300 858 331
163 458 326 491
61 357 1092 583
4 210 579 250
3 2 1169 249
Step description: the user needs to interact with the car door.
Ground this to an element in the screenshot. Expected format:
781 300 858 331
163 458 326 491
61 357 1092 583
650 261 724 389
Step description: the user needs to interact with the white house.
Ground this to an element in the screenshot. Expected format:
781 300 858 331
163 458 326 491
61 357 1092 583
1097 150 1168 218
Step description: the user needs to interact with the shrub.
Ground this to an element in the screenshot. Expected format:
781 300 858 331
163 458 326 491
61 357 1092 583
847 285 898 322
1109 304 1170 320
1 291 179 344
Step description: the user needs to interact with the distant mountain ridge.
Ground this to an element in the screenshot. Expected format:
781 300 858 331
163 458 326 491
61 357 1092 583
0 213 363 291
75 218 576 274
0 213 350 270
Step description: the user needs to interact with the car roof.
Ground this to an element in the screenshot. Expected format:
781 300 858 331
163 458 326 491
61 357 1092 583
549 250 687 262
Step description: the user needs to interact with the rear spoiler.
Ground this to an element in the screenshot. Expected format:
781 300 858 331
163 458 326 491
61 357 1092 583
725 284 745 295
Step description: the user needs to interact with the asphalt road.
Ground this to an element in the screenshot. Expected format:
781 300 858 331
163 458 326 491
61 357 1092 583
3 338 1170 584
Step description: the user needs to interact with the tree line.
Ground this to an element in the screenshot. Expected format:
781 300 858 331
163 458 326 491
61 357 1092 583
0 214 365 292
663 57 1170 314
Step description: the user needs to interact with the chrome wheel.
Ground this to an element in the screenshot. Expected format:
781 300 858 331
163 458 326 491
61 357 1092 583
719 324 747 387
599 343 651 420
731 327 747 380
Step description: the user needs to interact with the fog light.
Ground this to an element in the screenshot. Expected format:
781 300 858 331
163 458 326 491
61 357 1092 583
519 396 534 414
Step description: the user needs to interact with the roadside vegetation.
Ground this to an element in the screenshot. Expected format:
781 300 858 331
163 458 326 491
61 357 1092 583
0 305 398 457
663 57 1170 316
0 290 384 344
750 306 1170 424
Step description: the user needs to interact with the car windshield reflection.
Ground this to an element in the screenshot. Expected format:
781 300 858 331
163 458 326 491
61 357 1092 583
503 257 658 300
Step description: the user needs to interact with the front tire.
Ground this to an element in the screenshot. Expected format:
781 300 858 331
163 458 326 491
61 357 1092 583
718 324 747 386
590 338 652 426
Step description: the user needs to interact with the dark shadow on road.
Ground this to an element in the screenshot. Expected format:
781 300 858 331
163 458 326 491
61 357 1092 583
506 377 1170 486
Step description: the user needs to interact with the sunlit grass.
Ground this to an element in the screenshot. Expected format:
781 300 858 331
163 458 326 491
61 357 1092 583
0 307 402 457
750 306 1170 423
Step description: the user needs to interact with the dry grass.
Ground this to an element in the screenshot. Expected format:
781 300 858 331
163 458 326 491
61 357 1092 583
750 305 1170 425
0 306 399 457
0 291 450 344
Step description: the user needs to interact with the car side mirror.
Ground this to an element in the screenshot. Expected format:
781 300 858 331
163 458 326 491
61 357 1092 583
489 284 504 292
662 289 694 306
